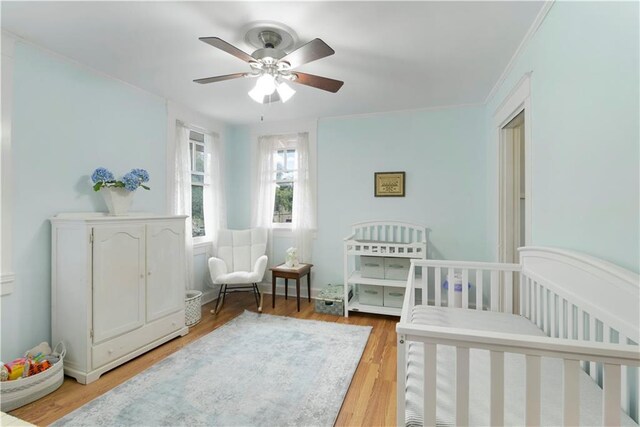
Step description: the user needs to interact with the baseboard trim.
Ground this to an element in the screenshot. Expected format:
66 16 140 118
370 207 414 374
258 282 320 299
200 282 322 306
200 288 219 305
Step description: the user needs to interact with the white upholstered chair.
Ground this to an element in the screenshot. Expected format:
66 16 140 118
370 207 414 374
208 228 268 314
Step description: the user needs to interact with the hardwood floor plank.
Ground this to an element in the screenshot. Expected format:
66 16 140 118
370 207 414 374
10 293 398 426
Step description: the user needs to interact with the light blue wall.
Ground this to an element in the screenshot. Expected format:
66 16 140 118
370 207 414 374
485 2 639 272
313 106 489 288
1 42 168 361
225 125 252 230
225 107 489 291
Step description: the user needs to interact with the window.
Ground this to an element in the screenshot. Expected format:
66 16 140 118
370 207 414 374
274 148 296 224
254 131 314 238
189 130 207 238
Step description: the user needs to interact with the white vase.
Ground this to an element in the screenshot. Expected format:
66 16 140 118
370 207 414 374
101 187 134 216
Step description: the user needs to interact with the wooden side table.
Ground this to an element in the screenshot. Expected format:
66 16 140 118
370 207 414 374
270 263 313 312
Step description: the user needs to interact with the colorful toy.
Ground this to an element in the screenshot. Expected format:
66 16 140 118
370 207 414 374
28 360 51 376
24 342 52 359
3 342 57 381
7 364 24 381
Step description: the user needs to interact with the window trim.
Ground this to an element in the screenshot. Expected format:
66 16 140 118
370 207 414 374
188 130 212 245
251 120 318 232
273 147 296 226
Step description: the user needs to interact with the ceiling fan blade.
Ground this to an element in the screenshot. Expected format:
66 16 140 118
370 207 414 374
199 37 256 63
193 73 247 84
279 38 335 68
292 72 344 93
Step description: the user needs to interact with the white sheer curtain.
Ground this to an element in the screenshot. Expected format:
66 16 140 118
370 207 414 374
203 132 227 257
251 135 280 264
291 132 316 262
172 122 194 289
252 132 316 265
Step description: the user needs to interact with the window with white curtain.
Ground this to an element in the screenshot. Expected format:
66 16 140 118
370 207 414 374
252 131 316 262
182 126 226 246
172 120 227 289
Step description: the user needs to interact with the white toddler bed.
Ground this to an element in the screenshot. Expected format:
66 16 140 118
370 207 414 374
397 247 640 426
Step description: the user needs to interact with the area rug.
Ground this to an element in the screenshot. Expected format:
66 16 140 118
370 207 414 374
53 311 372 427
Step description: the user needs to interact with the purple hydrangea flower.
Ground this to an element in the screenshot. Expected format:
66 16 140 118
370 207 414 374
91 167 114 184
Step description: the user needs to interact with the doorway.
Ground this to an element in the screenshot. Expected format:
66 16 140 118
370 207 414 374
499 111 525 265
495 73 532 313
498 110 527 313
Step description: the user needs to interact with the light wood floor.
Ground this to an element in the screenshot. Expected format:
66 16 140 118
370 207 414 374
11 293 398 426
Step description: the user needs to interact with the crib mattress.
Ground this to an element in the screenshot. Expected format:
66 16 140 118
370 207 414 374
405 306 637 426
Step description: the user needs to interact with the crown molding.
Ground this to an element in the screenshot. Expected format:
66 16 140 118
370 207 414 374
484 1 555 104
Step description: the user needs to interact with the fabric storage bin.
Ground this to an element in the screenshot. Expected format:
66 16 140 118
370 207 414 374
383 286 406 308
383 258 411 280
315 284 353 315
361 256 385 279
1 342 66 412
358 284 384 306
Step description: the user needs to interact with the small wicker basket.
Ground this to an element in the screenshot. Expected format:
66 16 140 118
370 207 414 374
185 290 203 327
0 342 66 412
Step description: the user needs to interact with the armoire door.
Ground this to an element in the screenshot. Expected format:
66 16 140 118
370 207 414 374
92 225 146 343
146 222 185 322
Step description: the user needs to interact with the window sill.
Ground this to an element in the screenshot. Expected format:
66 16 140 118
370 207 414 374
193 240 211 256
271 228 318 239
272 226 292 237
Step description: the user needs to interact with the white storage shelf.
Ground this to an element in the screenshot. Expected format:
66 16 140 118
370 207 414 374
347 271 407 288
346 295 402 316
343 221 427 317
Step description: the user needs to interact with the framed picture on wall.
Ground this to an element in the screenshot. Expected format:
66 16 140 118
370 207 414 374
374 171 405 197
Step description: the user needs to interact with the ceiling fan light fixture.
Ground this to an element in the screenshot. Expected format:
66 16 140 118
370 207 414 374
276 81 295 103
255 74 276 95
196 32 343 105
248 85 266 103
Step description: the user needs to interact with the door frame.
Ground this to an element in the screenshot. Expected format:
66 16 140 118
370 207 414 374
494 72 533 263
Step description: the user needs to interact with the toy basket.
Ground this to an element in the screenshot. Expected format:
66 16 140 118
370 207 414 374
0 342 66 412
185 290 202 326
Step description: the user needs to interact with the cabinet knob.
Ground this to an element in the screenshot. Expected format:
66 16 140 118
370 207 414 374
148 271 152 276
108 349 113 354
140 274 144 279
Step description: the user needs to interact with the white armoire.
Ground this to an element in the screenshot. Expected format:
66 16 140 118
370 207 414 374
50 213 189 384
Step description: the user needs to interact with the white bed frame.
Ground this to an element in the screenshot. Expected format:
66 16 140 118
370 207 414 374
397 247 640 426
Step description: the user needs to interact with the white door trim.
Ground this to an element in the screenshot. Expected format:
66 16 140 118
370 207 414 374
494 72 533 262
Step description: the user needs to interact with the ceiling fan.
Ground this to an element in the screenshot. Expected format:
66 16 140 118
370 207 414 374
194 27 344 104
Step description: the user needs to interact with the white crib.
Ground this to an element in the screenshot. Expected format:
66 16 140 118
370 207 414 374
397 247 640 426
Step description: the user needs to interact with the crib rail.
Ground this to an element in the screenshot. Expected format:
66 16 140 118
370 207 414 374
398 254 640 426
397 321 640 426
402 259 521 315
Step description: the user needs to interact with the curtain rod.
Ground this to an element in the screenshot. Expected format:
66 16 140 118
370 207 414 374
176 119 219 138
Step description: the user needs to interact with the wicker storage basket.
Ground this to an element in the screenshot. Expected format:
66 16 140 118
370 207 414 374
185 290 202 326
0 342 66 412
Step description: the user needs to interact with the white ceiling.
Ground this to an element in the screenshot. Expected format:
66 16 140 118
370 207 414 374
1 1 544 124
